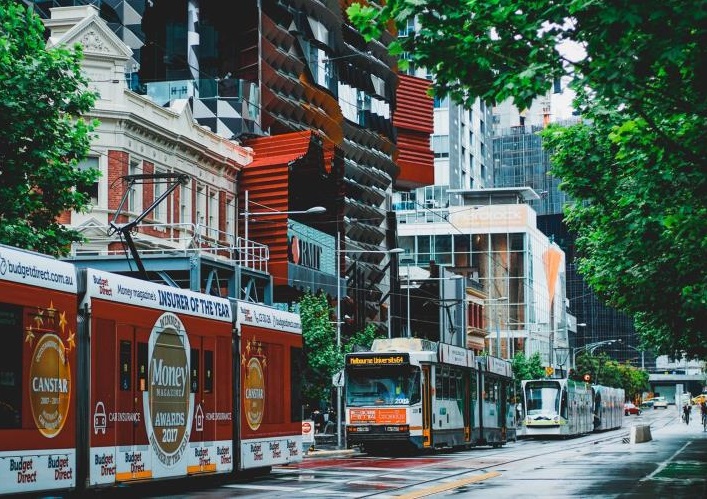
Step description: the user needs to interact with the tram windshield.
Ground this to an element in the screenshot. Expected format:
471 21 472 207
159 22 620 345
345 365 421 406
524 381 561 415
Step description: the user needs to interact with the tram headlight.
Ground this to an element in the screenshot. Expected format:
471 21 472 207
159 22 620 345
553 416 560 423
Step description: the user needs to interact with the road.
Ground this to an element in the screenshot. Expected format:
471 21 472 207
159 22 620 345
94 406 705 498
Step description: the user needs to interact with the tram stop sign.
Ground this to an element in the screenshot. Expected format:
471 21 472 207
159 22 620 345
332 369 344 387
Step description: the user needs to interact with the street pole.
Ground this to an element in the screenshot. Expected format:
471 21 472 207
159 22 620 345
407 263 411 338
335 230 342 449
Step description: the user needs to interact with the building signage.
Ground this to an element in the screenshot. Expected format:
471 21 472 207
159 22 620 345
287 221 336 275
448 204 533 231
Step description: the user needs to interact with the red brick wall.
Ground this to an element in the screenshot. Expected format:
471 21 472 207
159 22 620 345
108 151 129 224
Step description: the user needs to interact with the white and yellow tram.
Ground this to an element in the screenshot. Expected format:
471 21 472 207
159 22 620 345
344 338 514 453
522 378 624 438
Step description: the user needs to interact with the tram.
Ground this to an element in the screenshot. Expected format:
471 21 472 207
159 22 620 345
521 378 623 438
344 338 514 453
0 244 303 496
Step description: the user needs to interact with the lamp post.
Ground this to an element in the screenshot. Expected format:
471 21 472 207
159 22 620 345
334 244 403 449
241 190 326 266
572 339 621 369
623 344 646 369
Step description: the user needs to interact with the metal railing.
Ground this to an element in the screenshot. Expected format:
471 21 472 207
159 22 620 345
70 222 269 273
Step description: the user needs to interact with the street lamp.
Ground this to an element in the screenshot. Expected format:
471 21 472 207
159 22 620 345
572 339 621 368
241 191 325 266
335 242 403 449
623 344 645 369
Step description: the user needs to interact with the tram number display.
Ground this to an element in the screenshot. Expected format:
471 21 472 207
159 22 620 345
346 354 409 366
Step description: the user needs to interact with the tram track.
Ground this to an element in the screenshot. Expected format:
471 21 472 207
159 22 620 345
285 415 675 498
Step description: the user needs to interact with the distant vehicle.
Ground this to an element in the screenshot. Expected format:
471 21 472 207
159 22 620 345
652 396 669 409
624 402 641 416
640 399 655 409
691 394 707 405
521 379 624 438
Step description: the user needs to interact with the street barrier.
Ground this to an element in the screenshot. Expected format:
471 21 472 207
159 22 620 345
630 424 652 443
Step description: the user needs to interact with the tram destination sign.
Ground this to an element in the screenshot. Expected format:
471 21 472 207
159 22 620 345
346 353 410 366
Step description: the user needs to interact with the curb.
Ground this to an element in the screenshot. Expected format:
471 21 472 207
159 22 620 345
304 448 358 458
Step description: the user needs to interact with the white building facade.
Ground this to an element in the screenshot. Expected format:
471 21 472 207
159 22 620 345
396 190 569 369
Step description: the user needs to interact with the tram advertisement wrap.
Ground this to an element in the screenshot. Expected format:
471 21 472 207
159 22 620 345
0 450 76 494
240 437 302 469
143 312 194 476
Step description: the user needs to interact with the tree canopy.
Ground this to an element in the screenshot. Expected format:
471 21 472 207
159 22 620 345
0 0 99 256
348 0 706 359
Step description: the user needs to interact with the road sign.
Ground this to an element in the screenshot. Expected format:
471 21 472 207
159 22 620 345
332 369 344 387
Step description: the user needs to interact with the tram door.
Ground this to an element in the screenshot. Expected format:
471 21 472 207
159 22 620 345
116 324 149 448
189 336 216 444
422 364 432 447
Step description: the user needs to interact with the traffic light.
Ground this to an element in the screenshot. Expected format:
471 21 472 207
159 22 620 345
583 374 591 382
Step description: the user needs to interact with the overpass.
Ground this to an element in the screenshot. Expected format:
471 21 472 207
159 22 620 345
648 372 705 404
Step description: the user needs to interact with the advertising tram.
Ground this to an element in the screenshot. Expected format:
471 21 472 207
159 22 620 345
0 244 303 496
521 378 624 438
344 337 514 453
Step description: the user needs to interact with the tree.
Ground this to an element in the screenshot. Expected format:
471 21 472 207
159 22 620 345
511 351 545 395
299 292 343 408
347 1 706 358
0 0 99 256
298 292 384 409
570 352 649 400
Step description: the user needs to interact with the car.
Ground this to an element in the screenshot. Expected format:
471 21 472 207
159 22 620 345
652 396 668 409
624 402 641 416
691 394 707 405
640 399 655 409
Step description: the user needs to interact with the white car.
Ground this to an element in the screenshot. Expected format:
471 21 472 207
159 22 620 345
652 396 668 409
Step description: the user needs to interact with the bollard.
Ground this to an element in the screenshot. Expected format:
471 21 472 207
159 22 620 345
630 424 652 444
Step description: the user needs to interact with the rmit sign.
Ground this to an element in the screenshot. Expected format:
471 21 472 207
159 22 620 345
288 235 322 271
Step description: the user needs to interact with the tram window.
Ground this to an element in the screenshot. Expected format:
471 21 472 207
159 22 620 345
470 373 477 400
137 342 148 391
190 349 199 393
0 304 22 429
409 369 421 404
436 371 443 399
449 371 458 399
561 390 568 419
442 368 450 399
204 350 214 393
119 341 131 391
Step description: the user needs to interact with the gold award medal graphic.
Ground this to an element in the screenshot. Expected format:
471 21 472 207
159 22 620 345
244 347 265 430
145 312 192 467
29 333 71 438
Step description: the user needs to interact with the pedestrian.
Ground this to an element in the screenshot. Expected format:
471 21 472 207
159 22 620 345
682 403 691 425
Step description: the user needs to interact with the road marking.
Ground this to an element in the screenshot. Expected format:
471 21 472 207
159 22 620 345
394 471 501 498
642 441 691 481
